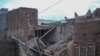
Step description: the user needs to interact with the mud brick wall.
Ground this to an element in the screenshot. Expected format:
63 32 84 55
6 7 38 42
74 20 100 44
0 40 19 56
74 20 100 35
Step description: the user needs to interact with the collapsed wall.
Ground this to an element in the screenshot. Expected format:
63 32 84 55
42 23 74 46
38 22 74 56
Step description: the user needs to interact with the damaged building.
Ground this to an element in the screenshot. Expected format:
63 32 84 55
6 7 38 42
67 8 100 56
0 7 100 56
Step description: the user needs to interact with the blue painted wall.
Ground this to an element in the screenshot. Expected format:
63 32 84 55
0 8 8 38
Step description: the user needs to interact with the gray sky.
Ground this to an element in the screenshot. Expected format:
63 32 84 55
0 0 100 21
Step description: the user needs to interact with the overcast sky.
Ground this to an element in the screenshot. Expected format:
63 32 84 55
0 0 100 21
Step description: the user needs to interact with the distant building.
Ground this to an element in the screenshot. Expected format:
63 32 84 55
0 8 8 38
0 8 8 14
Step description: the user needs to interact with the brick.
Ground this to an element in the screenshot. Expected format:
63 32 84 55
73 35 95 44
74 20 100 35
